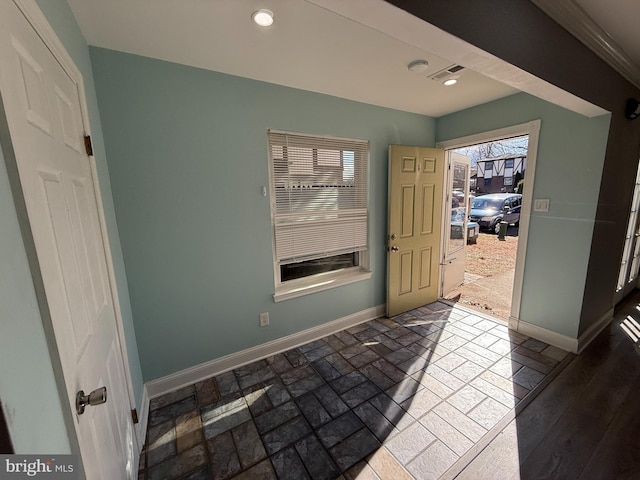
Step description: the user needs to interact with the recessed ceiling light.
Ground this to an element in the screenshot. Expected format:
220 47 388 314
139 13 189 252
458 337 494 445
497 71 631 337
407 59 429 73
443 75 459 86
252 9 274 27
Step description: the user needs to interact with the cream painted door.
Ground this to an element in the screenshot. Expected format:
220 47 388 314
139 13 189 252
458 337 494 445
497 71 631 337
0 3 135 478
441 152 471 297
387 145 444 317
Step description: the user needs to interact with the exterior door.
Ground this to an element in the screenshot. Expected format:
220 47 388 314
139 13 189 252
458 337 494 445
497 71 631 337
441 152 471 297
387 145 444 317
0 2 135 478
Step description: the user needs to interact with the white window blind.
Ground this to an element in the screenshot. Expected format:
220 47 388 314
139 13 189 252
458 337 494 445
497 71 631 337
268 130 369 266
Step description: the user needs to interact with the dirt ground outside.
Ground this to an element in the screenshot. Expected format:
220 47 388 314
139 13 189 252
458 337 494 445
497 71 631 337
444 226 519 322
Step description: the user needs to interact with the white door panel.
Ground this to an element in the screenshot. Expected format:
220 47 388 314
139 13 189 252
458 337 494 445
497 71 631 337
441 152 471 297
0 2 134 478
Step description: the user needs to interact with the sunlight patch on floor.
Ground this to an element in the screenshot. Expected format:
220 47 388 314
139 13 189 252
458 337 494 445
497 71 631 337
620 313 640 344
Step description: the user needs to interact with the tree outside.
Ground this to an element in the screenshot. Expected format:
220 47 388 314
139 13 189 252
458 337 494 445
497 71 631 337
454 135 529 166
455 135 529 194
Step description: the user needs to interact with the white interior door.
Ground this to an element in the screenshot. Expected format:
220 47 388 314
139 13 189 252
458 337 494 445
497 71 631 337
0 2 135 478
441 152 471 297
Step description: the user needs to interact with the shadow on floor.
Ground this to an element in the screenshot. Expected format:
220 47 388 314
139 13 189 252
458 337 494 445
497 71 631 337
138 302 569 480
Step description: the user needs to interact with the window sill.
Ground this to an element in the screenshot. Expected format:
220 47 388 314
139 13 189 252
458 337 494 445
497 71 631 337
273 268 372 303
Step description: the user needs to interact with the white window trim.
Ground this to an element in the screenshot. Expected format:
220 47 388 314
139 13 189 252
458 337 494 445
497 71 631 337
274 266 372 302
268 129 371 301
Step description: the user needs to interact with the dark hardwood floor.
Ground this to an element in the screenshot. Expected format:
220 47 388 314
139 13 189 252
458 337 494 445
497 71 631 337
456 291 640 480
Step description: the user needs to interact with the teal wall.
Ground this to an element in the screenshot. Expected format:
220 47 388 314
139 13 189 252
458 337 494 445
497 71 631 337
89 48 436 381
437 93 611 337
35 0 144 408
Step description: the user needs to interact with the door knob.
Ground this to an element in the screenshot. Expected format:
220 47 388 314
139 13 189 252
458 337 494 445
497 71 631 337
390 246 399 252
76 387 107 415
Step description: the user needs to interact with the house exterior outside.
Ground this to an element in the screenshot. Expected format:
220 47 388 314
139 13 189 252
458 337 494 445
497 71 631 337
469 166 478 191
476 155 526 194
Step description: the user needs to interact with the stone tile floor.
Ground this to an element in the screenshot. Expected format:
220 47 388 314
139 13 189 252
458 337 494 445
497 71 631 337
137 301 570 480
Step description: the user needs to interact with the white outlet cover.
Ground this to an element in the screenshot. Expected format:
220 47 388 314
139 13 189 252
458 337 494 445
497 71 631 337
533 198 550 212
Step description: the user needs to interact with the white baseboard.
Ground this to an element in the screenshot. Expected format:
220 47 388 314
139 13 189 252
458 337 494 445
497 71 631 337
145 304 386 399
509 307 614 354
576 308 614 354
509 316 578 353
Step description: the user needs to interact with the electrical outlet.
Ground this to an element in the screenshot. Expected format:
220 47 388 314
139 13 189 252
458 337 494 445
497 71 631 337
259 312 269 327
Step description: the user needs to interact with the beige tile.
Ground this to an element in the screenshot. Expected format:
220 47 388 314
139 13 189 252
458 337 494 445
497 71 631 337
420 411 473 456
368 446 413 480
175 410 203 453
479 369 529 400
407 440 459 480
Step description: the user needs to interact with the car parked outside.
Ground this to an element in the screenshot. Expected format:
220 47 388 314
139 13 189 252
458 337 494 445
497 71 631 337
469 193 522 234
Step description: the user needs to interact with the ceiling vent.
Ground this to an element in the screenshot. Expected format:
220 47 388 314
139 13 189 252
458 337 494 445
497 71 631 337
429 64 465 81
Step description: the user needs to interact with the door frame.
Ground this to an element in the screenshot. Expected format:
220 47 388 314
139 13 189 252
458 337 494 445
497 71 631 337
436 120 541 325
5 0 141 456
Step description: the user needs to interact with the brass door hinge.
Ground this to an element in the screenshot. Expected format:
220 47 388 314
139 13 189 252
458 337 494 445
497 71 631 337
84 135 93 156
131 409 139 424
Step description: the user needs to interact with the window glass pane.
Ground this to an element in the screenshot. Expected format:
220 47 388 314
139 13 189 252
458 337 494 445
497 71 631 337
449 207 465 253
280 253 358 282
343 151 355 183
451 164 467 208
448 163 468 254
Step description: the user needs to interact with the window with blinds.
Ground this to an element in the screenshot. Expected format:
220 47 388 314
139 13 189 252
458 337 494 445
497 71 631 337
268 130 369 286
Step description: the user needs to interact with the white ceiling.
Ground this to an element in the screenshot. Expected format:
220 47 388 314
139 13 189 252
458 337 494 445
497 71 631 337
66 0 609 118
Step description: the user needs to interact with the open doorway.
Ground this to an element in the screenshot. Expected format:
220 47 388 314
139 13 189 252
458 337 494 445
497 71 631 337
437 121 540 324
